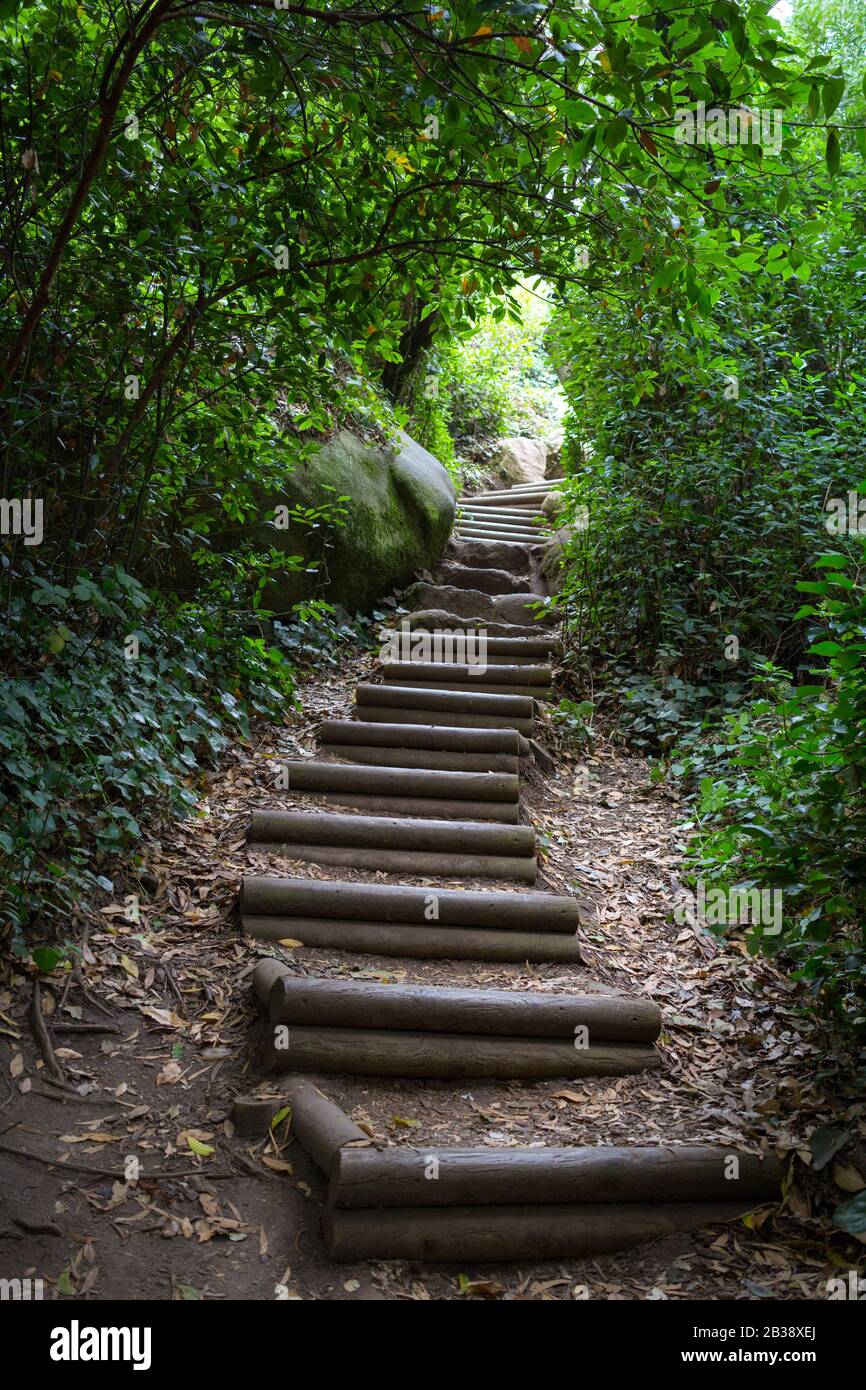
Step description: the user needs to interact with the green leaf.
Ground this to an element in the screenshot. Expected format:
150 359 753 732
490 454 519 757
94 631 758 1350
825 127 841 176
187 1136 215 1157
32 946 65 973
822 76 846 119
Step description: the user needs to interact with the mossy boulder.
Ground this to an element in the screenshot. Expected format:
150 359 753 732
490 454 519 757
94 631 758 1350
260 428 456 615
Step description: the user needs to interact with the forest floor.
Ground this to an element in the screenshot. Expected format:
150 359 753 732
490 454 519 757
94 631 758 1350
1 644 863 1302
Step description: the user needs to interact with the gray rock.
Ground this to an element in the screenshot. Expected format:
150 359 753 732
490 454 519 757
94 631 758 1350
436 563 528 596
493 437 548 484
407 609 551 638
405 582 556 627
259 427 455 613
447 537 534 576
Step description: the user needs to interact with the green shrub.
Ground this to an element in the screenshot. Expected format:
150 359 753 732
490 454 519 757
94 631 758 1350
0 564 296 953
667 543 866 1033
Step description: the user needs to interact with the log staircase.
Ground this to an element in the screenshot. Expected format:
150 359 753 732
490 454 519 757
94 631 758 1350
239 477 780 1264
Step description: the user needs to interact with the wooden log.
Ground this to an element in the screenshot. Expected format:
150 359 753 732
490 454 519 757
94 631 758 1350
383 680 550 699
469 484 558 498
456 512 545 524
323 1201 757 1262
231 1095 287 1138
251 957 290 1004
458 511 545 522
467 493 553 503
356 683 533 719
275 760 519 802
328 1144 780 1209
283 1078 368 1175
262 1027 658 1079
460 518 543 530
321 743 520 774
458 519 544 528
354 705 533 735
457 527 545 543
459 516 544 529
460 505 543 517
380 662 552 687
480 480 558 489
243 916 581 962
245 845 538 881
241 876 579 932
480 656 547 668
319 719 520 753
318 794 518 822
248 810 533 856
453 519 547 528
265 977 660 1042
458 513 545 526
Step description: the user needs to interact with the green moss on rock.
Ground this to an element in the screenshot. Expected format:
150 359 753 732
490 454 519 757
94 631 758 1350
261 428 455 615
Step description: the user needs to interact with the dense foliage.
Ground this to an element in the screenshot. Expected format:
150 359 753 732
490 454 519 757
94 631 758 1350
406 285 564 481
543 0 866 1030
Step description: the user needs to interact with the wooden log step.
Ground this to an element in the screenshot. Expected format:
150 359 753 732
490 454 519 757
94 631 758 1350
462 497 547 508
474 481 561 494
274 760 519 803
242 876 579 931
244 916 580 961
465 492 556 507
458 510 550 523
249 810 533 856
474 655 548 668
321 743 520 774
466 495 550 506
259 974 660 1042
323 1201 759 1263
456 511 546 525
459 509 545 523
456 530 547 545
380 661 552 688
454 532 545 546
382 680 550 699
354 705 533 734
318 794 519 822
262 1026 659 1079
246 845 537 880
319 719 521 754
356 683 533 720
456 526 545 543
459 519 544 533
280 1076 369 1173
456 518 546 531
328 1144 781 1209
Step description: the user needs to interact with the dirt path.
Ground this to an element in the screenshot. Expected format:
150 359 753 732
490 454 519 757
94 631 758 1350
2 627 859 1300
